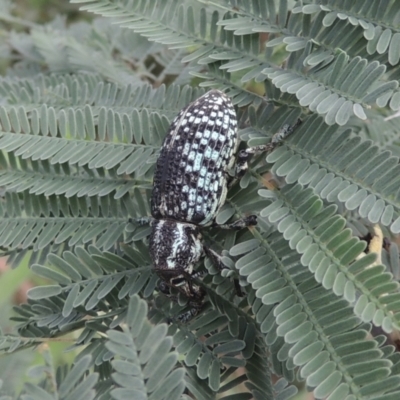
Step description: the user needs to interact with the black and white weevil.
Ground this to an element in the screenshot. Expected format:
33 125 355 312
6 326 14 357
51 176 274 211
148 89 301 321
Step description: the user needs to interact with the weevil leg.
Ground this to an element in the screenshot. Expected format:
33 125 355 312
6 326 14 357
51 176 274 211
128 216 154 225
185 277 206 301
158 275 206 323
177 301 205 323
205 236 246 297
271 118 302 145
190 269 208 279
158 280 173 295
236 144 275 177
203 246 243 297
233 279 244 297
212 215 258 230
236 118 302 177
166 302 204 324
163 271 205 301
203 246 226 271
174 281 205 323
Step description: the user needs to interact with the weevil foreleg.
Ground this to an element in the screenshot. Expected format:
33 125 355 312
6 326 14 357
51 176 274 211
158 274 206 323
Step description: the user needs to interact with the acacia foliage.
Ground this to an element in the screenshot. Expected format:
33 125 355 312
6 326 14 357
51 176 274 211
1 1 400 399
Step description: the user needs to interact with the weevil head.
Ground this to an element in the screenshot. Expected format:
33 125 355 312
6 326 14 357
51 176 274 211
149 219 203 276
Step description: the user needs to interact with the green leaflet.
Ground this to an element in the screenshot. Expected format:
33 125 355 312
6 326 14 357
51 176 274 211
1 0 400 399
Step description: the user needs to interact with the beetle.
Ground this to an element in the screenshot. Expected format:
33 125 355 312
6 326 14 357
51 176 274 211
148 89 301 321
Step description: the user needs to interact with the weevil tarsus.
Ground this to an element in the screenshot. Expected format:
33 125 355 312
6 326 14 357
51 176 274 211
212 215 258 230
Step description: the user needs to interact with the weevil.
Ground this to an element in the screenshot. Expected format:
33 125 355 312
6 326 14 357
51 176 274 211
149 90 301 321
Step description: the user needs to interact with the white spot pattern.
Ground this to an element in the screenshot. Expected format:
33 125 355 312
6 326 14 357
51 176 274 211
151 89 238 226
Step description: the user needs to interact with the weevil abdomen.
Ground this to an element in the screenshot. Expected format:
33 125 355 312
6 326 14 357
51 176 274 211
151 90 238 226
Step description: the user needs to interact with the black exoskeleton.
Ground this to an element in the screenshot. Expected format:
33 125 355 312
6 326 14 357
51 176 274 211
149 89 301 321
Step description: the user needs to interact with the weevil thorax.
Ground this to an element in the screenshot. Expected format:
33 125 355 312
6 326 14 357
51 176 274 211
149 219 203 275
